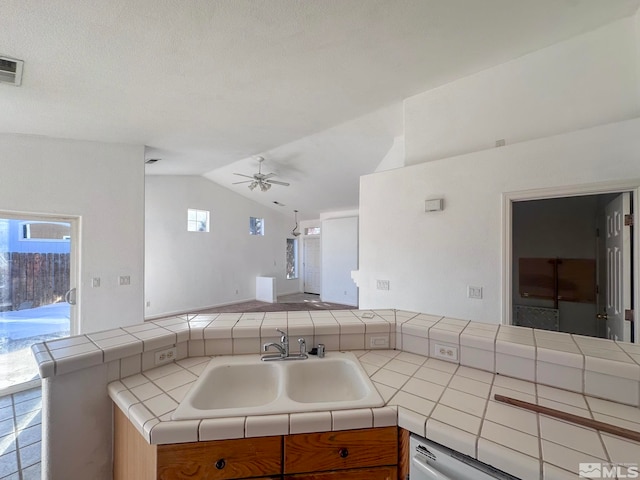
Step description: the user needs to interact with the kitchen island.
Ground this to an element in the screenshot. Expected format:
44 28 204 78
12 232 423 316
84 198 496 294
33 309 640 479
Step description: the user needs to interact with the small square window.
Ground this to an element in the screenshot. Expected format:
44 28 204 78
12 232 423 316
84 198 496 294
188 209 209 232
249 217 264 236
305 227 321 235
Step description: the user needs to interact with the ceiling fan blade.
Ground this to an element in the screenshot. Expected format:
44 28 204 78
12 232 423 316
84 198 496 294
233 173 255 179
232 180 253 184
266 180 290 186
262 173 276 179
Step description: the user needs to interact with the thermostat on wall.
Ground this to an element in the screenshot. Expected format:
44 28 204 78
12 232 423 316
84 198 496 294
425 198 444 212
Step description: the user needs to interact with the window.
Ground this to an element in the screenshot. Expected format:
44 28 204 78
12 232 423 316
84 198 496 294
187 209 209 232
249 217 264 236
286 238 298 279
19 221 71 241
305 227 321 235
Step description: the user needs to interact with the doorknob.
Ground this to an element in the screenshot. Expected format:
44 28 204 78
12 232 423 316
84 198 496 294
64 288 77 305
596 313 608 320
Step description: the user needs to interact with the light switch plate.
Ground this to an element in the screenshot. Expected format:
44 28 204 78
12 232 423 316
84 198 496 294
425 198 444 212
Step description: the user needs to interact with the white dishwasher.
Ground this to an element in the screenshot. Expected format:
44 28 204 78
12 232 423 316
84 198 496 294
410 434 519 480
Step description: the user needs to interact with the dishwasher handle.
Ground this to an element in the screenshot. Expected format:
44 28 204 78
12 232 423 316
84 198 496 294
412 454 453 480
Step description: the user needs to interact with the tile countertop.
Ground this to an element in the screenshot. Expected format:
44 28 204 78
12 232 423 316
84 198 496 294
108 350 640 480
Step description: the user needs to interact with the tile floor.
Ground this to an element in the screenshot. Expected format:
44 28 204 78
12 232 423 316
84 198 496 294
0 388 42 480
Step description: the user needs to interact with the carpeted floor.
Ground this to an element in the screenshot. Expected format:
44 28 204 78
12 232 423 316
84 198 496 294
192 293 357 313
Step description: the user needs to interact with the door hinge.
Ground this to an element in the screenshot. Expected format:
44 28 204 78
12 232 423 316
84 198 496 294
624 214 633 226
625 309 634 322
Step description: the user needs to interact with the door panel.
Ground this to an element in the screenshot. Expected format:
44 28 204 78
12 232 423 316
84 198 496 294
605 193 631 342
303 237 321 295
0 214 78 391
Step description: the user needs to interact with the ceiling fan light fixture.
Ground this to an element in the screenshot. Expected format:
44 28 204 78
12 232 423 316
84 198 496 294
233 157 289 193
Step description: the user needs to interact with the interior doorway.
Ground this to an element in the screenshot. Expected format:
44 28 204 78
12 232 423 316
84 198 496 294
0 213 79 393
503 184 637 343
303 236 321 295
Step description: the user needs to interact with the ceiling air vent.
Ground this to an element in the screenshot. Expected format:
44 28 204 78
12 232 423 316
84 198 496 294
0 57 23 86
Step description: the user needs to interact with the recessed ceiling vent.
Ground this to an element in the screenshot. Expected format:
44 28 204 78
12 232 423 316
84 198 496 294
0 57 24 86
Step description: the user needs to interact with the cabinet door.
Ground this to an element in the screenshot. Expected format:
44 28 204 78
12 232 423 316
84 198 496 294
285 466 397 480
157 435 282 480
284 427 397 474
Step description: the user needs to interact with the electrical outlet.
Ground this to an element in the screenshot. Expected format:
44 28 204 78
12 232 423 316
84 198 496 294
376 280 390 291
92 277 101 288
369 336 389 348
154 347 177 365
146 301 151 307
119 275 131 286
468 285 483 299
434 343 458 361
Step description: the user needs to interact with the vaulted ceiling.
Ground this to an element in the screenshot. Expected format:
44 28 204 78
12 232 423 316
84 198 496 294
2 0 638 218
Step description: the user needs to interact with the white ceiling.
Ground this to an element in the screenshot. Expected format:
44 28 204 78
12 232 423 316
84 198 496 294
1 0 638 219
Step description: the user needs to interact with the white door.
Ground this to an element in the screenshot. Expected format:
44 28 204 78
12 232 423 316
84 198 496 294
0 213 79 392
303 237 321 294
605 193 632 342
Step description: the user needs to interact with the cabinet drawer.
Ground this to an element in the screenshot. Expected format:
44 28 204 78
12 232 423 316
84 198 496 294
285 466 397 480
284 427 397 474
157 435 282 480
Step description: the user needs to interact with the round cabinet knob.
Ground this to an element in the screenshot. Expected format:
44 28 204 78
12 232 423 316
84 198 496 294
215 459 226 470
338 448 349 458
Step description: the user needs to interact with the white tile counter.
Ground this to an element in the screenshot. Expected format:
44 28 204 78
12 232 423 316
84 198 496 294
108 349 640 480
33 309 640 480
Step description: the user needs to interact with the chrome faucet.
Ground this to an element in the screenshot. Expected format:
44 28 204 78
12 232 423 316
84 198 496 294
262 329 308 361
263 328 289 357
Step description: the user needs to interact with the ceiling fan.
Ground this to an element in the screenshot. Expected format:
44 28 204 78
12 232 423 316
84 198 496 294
233 157 290 192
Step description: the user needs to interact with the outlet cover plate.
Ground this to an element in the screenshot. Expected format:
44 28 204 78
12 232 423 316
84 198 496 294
155 347 177 365
434 343 458 361
468 286 483 299
369 336 389 348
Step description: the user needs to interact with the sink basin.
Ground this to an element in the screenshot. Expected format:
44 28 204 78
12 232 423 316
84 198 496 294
172 351 384 420
188 361 280 410
285 357 373 403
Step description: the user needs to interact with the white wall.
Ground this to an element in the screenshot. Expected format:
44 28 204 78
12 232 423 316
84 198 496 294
0 134 145 332
358 117 640 322
359 16 640 323
145 176 299 317
404 16 640 165
321 216 358 306
375 136 405 172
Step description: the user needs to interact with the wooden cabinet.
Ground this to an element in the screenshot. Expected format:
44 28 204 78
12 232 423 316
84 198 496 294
157 436 281 480
114 406 398 480
284 427 397 477
284 466 397 480
114 407 280 480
